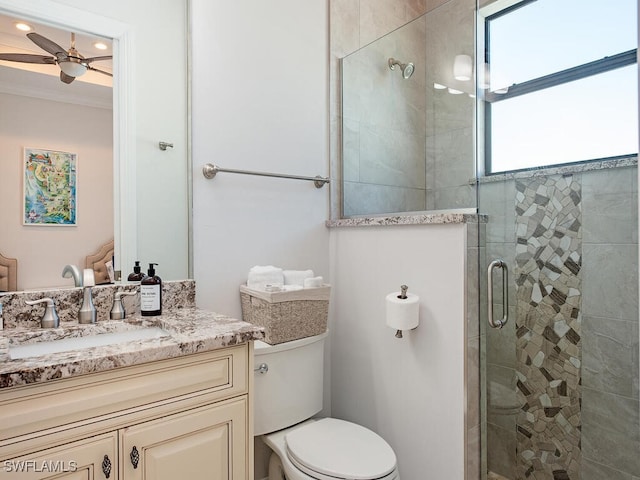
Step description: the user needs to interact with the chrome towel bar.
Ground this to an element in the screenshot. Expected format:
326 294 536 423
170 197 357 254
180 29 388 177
202 163 330 189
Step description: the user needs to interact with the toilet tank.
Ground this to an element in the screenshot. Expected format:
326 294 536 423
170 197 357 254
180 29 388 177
253 331 327 436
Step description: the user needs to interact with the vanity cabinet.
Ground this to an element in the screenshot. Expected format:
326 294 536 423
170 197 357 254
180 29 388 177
0 344 253 480
1 433 117 480
121 398 246 480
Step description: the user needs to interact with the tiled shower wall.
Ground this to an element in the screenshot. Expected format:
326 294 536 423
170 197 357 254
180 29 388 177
481 164 639 480
331 0 476 218
341 15 429 215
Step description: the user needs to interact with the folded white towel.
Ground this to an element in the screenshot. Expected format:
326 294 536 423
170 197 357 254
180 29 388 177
283 284 304 292
247 265 284 290
283 269 314 286
303 276 324 288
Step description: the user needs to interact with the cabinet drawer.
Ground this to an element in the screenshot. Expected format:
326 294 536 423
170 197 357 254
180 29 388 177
0 345 248 450
0 432 117 480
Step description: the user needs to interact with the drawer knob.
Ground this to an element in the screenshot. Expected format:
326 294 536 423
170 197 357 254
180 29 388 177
130 446 140 469
102 455 112 478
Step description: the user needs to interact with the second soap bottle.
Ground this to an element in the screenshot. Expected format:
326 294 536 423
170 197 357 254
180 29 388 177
140 263 162 316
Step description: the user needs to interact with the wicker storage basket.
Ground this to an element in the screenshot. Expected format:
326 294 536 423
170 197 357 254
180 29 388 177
239 284 330 344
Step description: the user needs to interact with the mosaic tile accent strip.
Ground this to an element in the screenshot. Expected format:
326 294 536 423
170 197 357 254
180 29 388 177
514 175 582 479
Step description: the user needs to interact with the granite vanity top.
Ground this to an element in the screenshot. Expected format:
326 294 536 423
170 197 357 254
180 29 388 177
0 307 264 389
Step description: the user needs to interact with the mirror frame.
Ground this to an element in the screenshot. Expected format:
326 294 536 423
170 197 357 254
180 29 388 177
0 0 136 278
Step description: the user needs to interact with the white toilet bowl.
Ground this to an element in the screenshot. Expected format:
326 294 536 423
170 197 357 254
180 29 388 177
263 418 399 480
254 333 400 480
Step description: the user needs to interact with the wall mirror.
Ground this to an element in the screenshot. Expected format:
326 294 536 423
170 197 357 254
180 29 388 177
0 0 190 292
339 0 477 217
0 13 114 290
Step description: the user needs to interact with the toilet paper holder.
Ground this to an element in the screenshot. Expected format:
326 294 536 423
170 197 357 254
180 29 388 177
395 285 409 338
387 285 420 338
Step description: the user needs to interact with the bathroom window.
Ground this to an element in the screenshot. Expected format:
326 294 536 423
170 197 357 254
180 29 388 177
483 0 638 174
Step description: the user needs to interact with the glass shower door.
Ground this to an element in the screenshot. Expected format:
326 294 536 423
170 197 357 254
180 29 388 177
479 163 639 480
478 1 639 478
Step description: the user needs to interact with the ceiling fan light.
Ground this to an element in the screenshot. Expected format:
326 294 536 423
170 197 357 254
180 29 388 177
59 60 87 77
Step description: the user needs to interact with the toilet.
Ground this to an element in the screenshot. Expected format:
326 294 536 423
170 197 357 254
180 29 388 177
254 332 400 480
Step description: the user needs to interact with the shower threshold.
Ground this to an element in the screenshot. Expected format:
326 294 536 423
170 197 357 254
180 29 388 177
488 472 511 480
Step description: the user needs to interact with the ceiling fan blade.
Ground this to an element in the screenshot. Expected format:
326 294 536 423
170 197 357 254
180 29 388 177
87 66 113 77
60 71 75 84
0 53 56 64
27 32 67 58
84 55 113 64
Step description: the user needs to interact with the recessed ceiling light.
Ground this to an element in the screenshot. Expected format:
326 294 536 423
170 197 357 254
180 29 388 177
15 22 32 32
93 42 108 51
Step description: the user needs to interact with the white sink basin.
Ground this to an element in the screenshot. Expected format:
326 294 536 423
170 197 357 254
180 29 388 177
9 327 169 360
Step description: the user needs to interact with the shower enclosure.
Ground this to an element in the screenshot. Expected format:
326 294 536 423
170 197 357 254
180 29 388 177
340 0 476 217
479 0 639 478
339 0 639 478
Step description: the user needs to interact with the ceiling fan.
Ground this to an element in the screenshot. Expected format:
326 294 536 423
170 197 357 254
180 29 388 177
0 32 112 84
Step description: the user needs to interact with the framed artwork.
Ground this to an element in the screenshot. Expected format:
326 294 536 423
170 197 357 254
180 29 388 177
23 148 77 226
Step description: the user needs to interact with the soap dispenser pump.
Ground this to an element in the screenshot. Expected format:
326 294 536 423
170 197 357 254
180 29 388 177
140 263 162 316
128 261 145 282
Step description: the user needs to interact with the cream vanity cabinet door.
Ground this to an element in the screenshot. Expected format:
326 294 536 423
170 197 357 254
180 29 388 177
0 432 117 480
121 397 247 480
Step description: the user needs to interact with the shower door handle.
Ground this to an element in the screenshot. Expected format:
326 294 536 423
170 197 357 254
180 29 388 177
487 259 508 329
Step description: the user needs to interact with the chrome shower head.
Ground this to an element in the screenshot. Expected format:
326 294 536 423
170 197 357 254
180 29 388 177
388 58 415 79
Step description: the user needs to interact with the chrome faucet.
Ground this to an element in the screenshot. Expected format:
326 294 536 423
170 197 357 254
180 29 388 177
78 269 97 324
62 264 83 287
25 298 60 328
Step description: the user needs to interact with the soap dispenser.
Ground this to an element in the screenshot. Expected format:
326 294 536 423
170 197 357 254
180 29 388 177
127 261 145 282
140 263 162 316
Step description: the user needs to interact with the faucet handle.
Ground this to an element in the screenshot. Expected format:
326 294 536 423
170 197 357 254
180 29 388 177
110 291 137 320
83 268 96 288
25 298 60 329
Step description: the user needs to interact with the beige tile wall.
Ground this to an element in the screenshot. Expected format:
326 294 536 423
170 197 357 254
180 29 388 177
332 0 477 217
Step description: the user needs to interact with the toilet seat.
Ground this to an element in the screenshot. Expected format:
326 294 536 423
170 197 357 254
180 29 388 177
285 418 398 480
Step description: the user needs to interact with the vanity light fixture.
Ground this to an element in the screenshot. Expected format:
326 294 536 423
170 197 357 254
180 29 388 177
93 41 108 51
433 82 447 90
448 87 464 95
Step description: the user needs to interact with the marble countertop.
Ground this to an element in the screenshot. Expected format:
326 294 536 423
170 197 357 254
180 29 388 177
0 308 264 389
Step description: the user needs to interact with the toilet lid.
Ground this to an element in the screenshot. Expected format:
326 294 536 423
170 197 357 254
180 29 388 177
285 418 397 480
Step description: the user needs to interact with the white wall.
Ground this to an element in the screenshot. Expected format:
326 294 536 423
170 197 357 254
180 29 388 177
0 92 112 290
190 2 329 477
329 223 468 479
191 2 470 479
190 0 329 319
